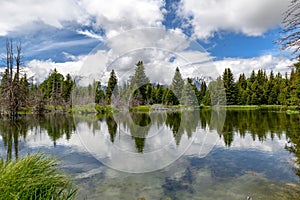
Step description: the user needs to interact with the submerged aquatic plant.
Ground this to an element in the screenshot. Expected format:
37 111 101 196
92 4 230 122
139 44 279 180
0 153 77 200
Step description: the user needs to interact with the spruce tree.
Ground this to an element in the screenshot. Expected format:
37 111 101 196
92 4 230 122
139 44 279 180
181 78 198 106
275 73 288 105
129 61 150 89
222 68 237 105
170 67 184 101
128 61 150 106
198 81 207 104
202 90 211 105
19 73 30 109
208 77 226 105
267 70 277 105
62 73 74 104
149 84 157 104
46 69 64 110
256 69 268 104
246 70 256 105
106 69 118 105
95 81 105 105
237 73 247 105
289 61 300 105
165 89 179 105
155 84 164 104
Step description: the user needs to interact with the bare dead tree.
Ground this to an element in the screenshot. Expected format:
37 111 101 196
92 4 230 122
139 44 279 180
5 39 14 117
278 0 300 58
13 43 22 116
1 40 26 118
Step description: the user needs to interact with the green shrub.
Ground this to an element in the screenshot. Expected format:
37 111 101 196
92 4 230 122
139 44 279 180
286 110 300 115
129 106 152 112
70 104 96 114
95 105 117 114
95 104 106 114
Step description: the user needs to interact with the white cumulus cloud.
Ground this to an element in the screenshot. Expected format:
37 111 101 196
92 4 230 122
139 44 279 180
179 0 290 39
0 0 89 35
214 55 295 79
26 59 83 83
0 0 164 37
81 0 164 38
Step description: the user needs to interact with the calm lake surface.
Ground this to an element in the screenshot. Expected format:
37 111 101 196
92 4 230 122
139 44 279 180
0 110 300 199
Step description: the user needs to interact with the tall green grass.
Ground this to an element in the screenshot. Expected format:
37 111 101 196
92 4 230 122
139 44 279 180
0 153 77 200
69 103 97 114
129 105 152 112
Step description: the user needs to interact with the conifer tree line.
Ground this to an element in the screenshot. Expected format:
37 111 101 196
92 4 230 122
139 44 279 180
0 66 74 115
1 48 299 117
96 61 201 108
0 40 74 116
219 65 300 106
97 60 300 107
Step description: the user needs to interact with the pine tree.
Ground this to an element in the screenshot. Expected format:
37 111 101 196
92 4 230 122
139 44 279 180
223 68 237 105
128 61 150 106
106 69 118 105
237 73 247 105
288 62 300 105
53 73 64 108
156 84 165 104
275 73 288 105
267 70 277 105
47 69 64 110
198 81 207 104
136 61 149 86
95 81 105 105
207 77 226 105
165 89 179 105
170 67 184 102
250 80 260 105
145 83 154 104
246 70 256 105
19 74 30 109
181 78 198 106
202 90 211 105
149 84 157 104
257 69 268 104
62 73 74 104
0 69 9 111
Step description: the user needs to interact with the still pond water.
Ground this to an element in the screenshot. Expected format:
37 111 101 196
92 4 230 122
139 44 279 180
0 110 300 199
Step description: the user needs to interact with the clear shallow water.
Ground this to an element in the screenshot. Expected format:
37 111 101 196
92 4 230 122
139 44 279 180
0 110 300 199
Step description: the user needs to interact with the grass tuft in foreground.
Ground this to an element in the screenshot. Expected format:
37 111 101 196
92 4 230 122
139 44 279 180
0 153 77 200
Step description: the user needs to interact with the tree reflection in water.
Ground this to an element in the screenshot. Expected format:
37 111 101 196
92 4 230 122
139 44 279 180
0 110 300 178
0 114 75 161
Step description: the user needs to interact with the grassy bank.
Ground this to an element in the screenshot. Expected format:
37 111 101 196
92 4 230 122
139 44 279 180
68 103 97 114
129 105 153 112
16 103 300 115
126 104 300 113
0 153 77 200
218 105 300 112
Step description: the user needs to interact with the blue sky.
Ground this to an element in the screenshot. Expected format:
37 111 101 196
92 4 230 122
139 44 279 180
0 0 295 83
